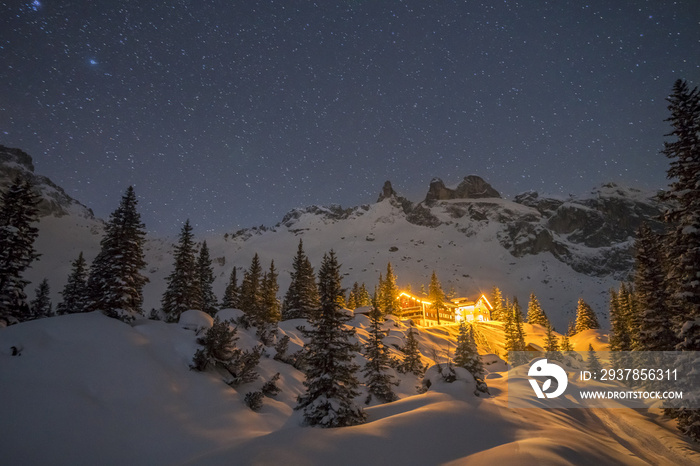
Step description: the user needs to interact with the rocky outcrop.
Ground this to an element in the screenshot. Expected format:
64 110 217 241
377 180 397 202
425 176 500 203
0 145 96 219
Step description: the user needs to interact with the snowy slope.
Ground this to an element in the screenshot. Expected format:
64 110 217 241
2 312 698 465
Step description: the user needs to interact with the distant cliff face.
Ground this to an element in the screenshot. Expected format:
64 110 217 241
425 176 501 203
0 145 96 219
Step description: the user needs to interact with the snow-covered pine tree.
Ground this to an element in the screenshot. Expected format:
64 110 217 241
380 262 400 316
560 334 574 352
544 323 562 362
634 223 677 351
260 260 280 323
574 298 600 333
221 266 240 309
399 323 425 376
86 186 148 322
30 278 52 319
197 241 218 316
428 271 446 325
161 220 201 323
454 321 488 395
0 176 41 326
526 292 549 326
362 302 398 404
296 250 366 427
586 344 603 374
660 79 700 442
282 239 320 320
57 252 89 315
239 253 264 321
490 286 505 321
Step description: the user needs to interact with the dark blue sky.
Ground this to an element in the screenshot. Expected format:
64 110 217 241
2 0 699 234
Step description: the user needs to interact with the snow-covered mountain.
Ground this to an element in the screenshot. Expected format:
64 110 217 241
2 147 665 331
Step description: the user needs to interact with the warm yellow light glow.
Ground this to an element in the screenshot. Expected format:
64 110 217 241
398 291 432 306
480 294 493 309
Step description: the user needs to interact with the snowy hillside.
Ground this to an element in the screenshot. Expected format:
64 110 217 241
2 312 698 465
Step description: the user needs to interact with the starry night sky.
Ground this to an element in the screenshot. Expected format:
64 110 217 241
2 1 699 235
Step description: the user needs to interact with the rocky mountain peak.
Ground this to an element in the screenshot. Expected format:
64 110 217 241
0 145 95 219
425 175 500 202
377 180 397 202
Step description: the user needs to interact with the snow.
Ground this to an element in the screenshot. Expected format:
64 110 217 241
2 312 700 465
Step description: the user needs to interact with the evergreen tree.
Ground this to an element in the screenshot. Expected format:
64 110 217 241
356 283 372 307
161 220 201 323
30 278 52 319
504 298 527 366
660 79 700 441
544 323 562 362
634 223 677 351
490 286 505 321
260 260 281 323
428 271 446 325
0 176 41 326
221 267 241 309
86 186 148 322
57 252 89 315
375 273 385 313
380 262 400 316
608 288 631 352
586 344 603 374
560 334 574 352
346 285 358 310
197 241 218 316
574 298 600 333
454 321 488 395
526 293 549 326
296 250 366 427
363 302 398 404
399 323 425 376
239 253 264 321
282 240 320 320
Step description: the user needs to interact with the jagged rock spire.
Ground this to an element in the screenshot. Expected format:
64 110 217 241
377 180 397 202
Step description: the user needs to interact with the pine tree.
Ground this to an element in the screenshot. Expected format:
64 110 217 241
56 252 89 315
454 321 488 395
240 253 264 321
363 302 398 404
30 278 52 319
608 288 631 352
526 293 549 326
197 241 218 316
490 286 505 321
504 298 527 366
356 283 372 307
282 240 320 320
660 79 700 441
544 323 562 362
295 250 366 427
560 334 574 352
347 285 358 310
634 223 677 351
428 271 446 325
221 267 240 309
161 220 201 323
574 298 599 333
260 260 281 323
0 176 41 326
375 273 385 313
86 186 148 322
380 262 400 316
586 344 603 374
399 323 425 376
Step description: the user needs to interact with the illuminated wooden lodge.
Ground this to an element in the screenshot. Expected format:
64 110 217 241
397 291 493 327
